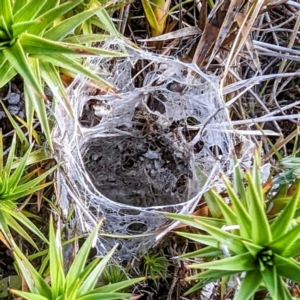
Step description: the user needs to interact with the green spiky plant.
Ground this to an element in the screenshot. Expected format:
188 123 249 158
100 264 128 286
0 130 58 248
0 0 126 147
143 252 170 289
10 216 145 300
167 149 300 299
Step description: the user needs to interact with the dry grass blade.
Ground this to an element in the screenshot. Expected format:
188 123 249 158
206 0 247 67
271 11 300 100
222 0 265 81
138 26 201 42
263 127 300 161
193 0 231 66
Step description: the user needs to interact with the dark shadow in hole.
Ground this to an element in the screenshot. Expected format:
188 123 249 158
127 223 148 234
194 140 204 153
208 145 223 157
146 95 166 114
79 99 111 128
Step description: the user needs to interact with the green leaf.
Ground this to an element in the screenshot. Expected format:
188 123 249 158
3 40 45 98
270 180 300 239
49 216 65 299
0 52 8 67
12 244 52 297
62 34 112 44
192 219 247 254
0 59 17 87
66 221 104 290
241 240 264 258
43 5 104 41
39 61 73 117
246 170 272 245
275 254 300 284
0 16 11 42
12 21 39 38
11 148 52 169
166 212 226 230
4 208 47 244
9 289 48 300
232 153 247 207
0 0 13 29
268 222 300 255
0 173 9 196
23 80 52 149
2 211 39 249
13 0 47 23
0 276 21 298
21 34 86 55
176 232 220 248
233 270 262 300
223 175 252 239
32 53 114 89
185 269 237 295
29 0 83 36
209 188 237 226
13 0 29 14
253 147 264 202
281 239 300 258
261 266 278 300
10 163 59 196
77 246 117 297
190 252 256 271
36 0 60 17
203 189 222 218
22 33 126 57
141 0 161 35
92 5 120 37
8 145 32 189
67 258 101 299
179 246 223 259
3 182 53 202
77 293 134 300
3 132 17 176
277 277 293 300
88 277 145 294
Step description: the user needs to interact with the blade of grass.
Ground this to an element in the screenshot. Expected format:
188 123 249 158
246 170 272 245
190 252 255 271
233 270 262 300
270 180 300 238
66 220 104 289
43 5 105 41
49 216 65 299
32 53 115 90
14 0 47 23
29 0 83 36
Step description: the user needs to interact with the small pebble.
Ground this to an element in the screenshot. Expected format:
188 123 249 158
8 93 20 105
8 105 20 115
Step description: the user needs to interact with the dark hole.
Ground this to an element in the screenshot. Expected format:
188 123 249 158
208 145 223 157
127 223 148 234
187 116 200 125
194 140 204 153
123 157 135 169
166 81 185 93
79 99 103 128
146 96 166 114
